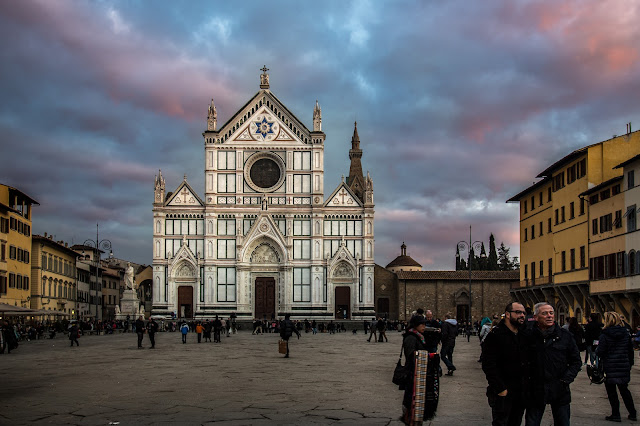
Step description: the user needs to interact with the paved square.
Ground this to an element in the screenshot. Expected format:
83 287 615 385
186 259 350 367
0 329 636 425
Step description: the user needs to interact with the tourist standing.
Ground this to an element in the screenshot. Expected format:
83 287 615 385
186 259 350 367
481 302 527 426
180 321 189 344
203 320 212 342
213 316 222 343
440 313 457 376
195 322 204 343
366 317 377 342
522 302 581 426
147 317 158 349
280 314 300 358
135 316 145 349
596 311 637 422
584 313 603 365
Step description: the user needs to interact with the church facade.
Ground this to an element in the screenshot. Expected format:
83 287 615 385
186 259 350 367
151 68 375 321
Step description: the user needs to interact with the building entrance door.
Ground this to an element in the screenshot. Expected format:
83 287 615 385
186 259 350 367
335 286 350 319
456 304 469 322
178 286 193 319
255 277 275 320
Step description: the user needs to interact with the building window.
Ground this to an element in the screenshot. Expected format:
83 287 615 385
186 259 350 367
531 225 535 240
626 205 637 232
523 200 528 214
531 196 535 210
293 220 311 236
293 152 311 170
553 172 565 191
547 187 552 202
577 158 586 178
580 198 585 216
531 262 536 280
589 195 599 205
570 248 576 270
217 219 236 236
600 214 613 233
615 210 622 228
629 170 635 189
293 267 311 302
580 246 586 268
555 209 559 225
612 184 621 195
218 151 236 170
592 218 598 235
600 189 610 201
524 264 528 280
548 258 552 277
561 206 565 222
217 173 236 193
293 240 311 260
217 240 236 259
216 267 236 302
561 251 566 272
539 260 544 276
548 218 552 233
539 221 543 236
539 192 543 206
524 228 528 242
293 174 311 193
617 252 625 277
570 202 575 219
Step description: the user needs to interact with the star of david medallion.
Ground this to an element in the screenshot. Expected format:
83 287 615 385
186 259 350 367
255 117 275 139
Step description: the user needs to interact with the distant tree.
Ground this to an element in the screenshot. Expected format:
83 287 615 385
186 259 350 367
488 234 499 270
479 242 488 270
497 242 518 270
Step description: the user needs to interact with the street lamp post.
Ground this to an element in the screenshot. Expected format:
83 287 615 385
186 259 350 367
84 223 112 325
457 226 485 324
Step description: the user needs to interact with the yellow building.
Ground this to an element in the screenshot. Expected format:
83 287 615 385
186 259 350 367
0 184 38 307
31 233 78 319
508 129 640 324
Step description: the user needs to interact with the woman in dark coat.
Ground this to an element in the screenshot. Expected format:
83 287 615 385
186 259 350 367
596 311 637 422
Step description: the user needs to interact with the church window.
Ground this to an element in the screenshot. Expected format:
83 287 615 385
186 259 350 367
346 240 362 259
293 175 311 193
243 218 255 235
293 267 311 302
218 151 236 170
165 220 174 235
323 240 340 258
218 174 236 193
293 152 311 170
217 240 236 259
323 220 362 236
217 219 236 236
293 220 311 236
217 267 236 302
274 218 286 235
293 240 311 259
189 219 197 235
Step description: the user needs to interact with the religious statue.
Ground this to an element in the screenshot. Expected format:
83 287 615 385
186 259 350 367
115 305 121 314
125 262 135 290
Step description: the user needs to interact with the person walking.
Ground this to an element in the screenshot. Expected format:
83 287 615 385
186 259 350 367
180 321 189 344
481 302 527 426
68 322 79 348
367 317 377 342
440 313 457 376
377 317 388 342
596 311 637 422
522 302 581 426
135 316 145 349
279 314 300 358
203 320 212 342
147 317 158 349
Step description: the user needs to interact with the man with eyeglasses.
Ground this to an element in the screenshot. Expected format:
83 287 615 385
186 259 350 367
523 302 581 426
482 302 528 426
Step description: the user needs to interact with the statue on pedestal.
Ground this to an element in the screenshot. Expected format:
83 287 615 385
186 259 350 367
125 262 135 290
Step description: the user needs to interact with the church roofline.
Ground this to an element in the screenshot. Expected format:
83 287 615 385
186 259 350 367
164 179 205 207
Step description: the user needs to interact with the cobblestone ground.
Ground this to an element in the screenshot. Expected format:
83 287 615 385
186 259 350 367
0 328 637 425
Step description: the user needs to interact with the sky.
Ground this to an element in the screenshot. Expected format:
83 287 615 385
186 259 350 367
1 0 640 270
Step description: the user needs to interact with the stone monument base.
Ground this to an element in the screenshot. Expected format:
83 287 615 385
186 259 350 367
115 289 142 321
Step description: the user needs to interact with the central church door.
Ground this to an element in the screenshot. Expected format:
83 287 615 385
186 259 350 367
255 277 275 320
178 286 193 319
335 287 350 319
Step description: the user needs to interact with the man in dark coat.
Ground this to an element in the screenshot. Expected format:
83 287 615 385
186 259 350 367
279 314 300 358
482 302 528 426
584 313 603 365
68 322 79 347
441 313 458 375
523 302 581 426
135 316 145 349
424 310 441 352
146 317 159 349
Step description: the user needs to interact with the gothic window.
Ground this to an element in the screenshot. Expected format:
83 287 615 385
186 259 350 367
293 240 311 259
217 219 236 236
218 173 236 193
293 175 311 193
293 152 311 170
293 220 311 236
217 267 236 302
217 240 236 259
293 267 311 302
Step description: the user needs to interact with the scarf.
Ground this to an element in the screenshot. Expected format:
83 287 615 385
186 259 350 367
407 327 426 345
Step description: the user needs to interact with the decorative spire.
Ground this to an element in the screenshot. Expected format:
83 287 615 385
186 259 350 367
313 100 322 131
154 169 165 204
347 121 364 202
183 174 187 181
260 65 270 89
401 242 407 256
207 98 217 131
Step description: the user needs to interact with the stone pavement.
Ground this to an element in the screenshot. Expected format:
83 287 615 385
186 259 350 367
0 328 637 425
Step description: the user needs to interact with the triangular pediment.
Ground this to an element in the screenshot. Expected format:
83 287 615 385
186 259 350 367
324 182 363 208
165 180 204 207
168 238 199 278
328 242 357 271
240 213 288 263
218 91 311 146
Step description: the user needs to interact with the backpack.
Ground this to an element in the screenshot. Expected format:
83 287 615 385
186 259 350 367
587 358 605 385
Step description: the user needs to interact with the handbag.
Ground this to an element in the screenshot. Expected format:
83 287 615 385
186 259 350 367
278 339 287 354
392 346 409 386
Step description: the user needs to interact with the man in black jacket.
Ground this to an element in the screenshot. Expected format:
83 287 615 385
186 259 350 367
135 316 145 349
523 302 581 426
280 314 300 358
482 302 527 426
146 317 159 349
583 313 603 365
